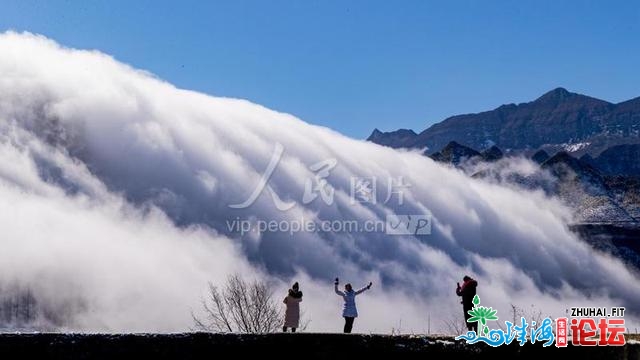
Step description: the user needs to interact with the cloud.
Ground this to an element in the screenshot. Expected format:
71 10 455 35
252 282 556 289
0 31 638 333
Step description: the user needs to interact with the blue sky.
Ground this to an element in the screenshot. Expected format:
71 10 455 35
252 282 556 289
2 1 639 138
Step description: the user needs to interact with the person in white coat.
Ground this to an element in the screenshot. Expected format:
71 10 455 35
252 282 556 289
334 277 372 333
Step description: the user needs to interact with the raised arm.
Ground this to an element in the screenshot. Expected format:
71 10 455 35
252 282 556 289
334 283 345 296
355 282 372 295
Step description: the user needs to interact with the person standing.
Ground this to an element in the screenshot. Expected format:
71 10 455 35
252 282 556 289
334 277 372 333
456 275 478 332
283 282 303 332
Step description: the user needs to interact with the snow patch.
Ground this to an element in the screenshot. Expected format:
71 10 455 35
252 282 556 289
563 142 591 152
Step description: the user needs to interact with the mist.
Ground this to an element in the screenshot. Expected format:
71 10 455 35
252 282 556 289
0 31 638 333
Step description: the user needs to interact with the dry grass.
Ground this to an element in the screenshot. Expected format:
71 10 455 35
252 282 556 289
626 333 640 341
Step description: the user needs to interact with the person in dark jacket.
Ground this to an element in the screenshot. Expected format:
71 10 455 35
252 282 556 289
283 282 303 332
456 275 478 332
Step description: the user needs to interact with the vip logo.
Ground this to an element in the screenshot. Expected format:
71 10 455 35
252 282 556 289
385 214 431 235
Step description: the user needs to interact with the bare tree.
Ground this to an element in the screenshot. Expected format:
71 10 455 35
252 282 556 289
442 312 468 335
192 274 282 333
509 303 546 327
297 309 312 332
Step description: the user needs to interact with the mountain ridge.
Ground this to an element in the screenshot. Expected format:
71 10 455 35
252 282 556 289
368 87 640 156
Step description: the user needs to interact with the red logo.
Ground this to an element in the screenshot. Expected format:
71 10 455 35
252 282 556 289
568 318 626 346
556 317 568 347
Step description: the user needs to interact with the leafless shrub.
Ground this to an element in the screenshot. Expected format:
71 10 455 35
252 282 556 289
192 274 282 333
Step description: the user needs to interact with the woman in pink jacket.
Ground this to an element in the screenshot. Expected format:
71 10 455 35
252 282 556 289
283 282 303 332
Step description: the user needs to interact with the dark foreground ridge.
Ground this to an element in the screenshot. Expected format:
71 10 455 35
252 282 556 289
0 333 639 360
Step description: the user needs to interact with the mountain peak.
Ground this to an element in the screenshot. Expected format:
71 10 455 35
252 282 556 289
532 87 611 108
366 128 418 148
531 149 550 164
430 141 481 165
549 87 570 95
534 87 573 103
481 145 503 162
542 151 600 177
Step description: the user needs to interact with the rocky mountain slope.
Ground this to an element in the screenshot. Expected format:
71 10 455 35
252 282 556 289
430 142 638 224
428 142 640 269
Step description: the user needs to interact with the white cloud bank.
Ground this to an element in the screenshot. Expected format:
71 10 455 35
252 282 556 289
0 31 638 333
